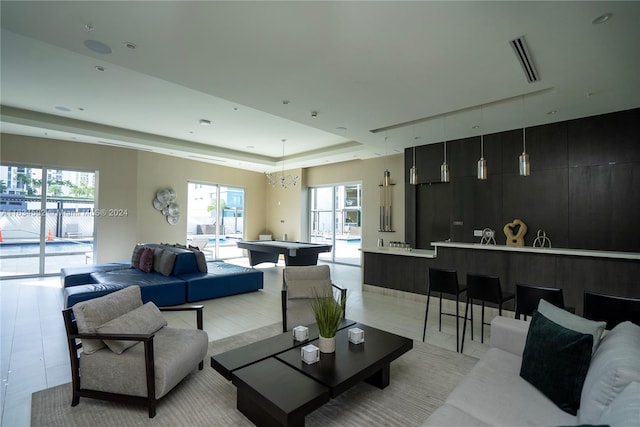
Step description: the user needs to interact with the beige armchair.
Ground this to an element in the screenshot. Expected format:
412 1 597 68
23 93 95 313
281 265 346 332
62 286 208 418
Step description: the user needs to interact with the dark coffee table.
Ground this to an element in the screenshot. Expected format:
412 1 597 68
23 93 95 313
276 324 413 398
211 321 413 426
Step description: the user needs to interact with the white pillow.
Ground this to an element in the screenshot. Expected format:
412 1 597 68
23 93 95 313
579 321 640 424
598 381 640 427
537 299 606 353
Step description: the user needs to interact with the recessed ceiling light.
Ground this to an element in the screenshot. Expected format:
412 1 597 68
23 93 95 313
335 126 347 132
77 107 85 111
123 42 137 50
84 39 112 54
472 125 480 129
55 106 71 112
282 100 290 105
547 110 558 115
592 13 612 24
84 24 94 33
246 145 255 149
199 119 211 126
232 107 239 111
94 65 106 72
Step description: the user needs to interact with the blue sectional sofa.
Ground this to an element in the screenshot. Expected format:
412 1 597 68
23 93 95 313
62 243 263 308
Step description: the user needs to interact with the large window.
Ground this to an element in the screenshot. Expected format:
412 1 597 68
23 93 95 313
0 164 96 278
186 182 245 260
309 183 362 265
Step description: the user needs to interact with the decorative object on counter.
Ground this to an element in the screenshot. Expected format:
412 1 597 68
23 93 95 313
379 169 394 231
533 229 552 248
480 228 496 245
377 238 384 247
389 241 411 250
504 219 527 246
153 188 180 225
300 344 320 364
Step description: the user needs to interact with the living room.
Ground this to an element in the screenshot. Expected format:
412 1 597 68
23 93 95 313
2 2 640 426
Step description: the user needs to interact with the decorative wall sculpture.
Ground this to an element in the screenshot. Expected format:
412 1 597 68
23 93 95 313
153 188 180 225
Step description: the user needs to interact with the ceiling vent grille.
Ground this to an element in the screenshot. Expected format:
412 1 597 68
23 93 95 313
510 36 539 83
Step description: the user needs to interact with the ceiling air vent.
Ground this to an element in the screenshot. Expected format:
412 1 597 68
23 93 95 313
510 36 539 83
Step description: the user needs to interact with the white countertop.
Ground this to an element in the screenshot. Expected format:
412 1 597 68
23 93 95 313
431 241 640 261
361 247 436 258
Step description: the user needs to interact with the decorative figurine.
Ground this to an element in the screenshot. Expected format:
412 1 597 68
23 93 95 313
533 229 552 248
503 219 527 246
480 228 497 245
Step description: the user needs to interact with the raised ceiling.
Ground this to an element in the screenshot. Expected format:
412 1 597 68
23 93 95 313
2 1 639 172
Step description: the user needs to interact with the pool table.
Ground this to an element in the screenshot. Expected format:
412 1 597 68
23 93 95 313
236 240 332 267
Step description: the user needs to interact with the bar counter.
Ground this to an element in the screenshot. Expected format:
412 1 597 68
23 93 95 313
363 242 639 314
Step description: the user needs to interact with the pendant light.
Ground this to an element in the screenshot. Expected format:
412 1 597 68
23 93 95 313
409 121 418 185
478 136 487 180
440 115 450 182
477 105 487 180
519 96 531 176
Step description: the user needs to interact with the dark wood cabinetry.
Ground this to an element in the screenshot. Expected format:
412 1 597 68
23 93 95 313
405 108 640 253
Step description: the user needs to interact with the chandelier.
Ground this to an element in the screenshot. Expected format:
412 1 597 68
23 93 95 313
265 139 298 188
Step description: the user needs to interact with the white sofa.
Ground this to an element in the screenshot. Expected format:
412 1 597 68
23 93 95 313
424 316 640 427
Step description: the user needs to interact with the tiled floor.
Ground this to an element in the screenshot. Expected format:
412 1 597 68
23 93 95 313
1 258 495 426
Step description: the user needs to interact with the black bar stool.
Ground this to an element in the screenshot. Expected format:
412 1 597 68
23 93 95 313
461 273 514 353
583 291 640 330
515 284 566 321
422 268 468 352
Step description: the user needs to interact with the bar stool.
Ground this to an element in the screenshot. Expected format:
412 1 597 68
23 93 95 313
461 273 514 353
515 284 566 321
583 291 640 330
422 268 468 352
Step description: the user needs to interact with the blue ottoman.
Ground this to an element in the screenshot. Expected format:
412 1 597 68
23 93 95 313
180 262 263 302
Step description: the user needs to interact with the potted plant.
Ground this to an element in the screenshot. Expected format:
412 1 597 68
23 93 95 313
311 290 345 353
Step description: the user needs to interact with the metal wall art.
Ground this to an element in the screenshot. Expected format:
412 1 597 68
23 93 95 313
153 188 180 225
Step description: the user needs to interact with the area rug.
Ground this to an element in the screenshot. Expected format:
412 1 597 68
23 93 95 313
31 323 478 426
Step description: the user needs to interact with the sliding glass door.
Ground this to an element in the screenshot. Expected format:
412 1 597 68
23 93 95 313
0 164 96 278
186 182 245 260
309 183 362 265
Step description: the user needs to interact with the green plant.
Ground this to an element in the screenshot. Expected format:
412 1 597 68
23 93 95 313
311 290 344 338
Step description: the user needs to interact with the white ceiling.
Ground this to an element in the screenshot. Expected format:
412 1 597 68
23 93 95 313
2 1 640 173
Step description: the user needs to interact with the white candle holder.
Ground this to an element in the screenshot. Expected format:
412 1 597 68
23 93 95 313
292 325 309 341
348 327 365 344
301 344 320 364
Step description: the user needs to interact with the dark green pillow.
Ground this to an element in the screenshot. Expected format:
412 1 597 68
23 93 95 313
520 311 593 415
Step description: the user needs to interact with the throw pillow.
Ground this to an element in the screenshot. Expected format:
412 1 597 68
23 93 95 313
156 249 177 276
130 244 145 269
538 299 606 353
153 247 164 272
189 248 208 273
72 286 143 354
138 247 154 273
97 302 167 354
597 381 640 427
579 321 640 424
520 311 593 415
